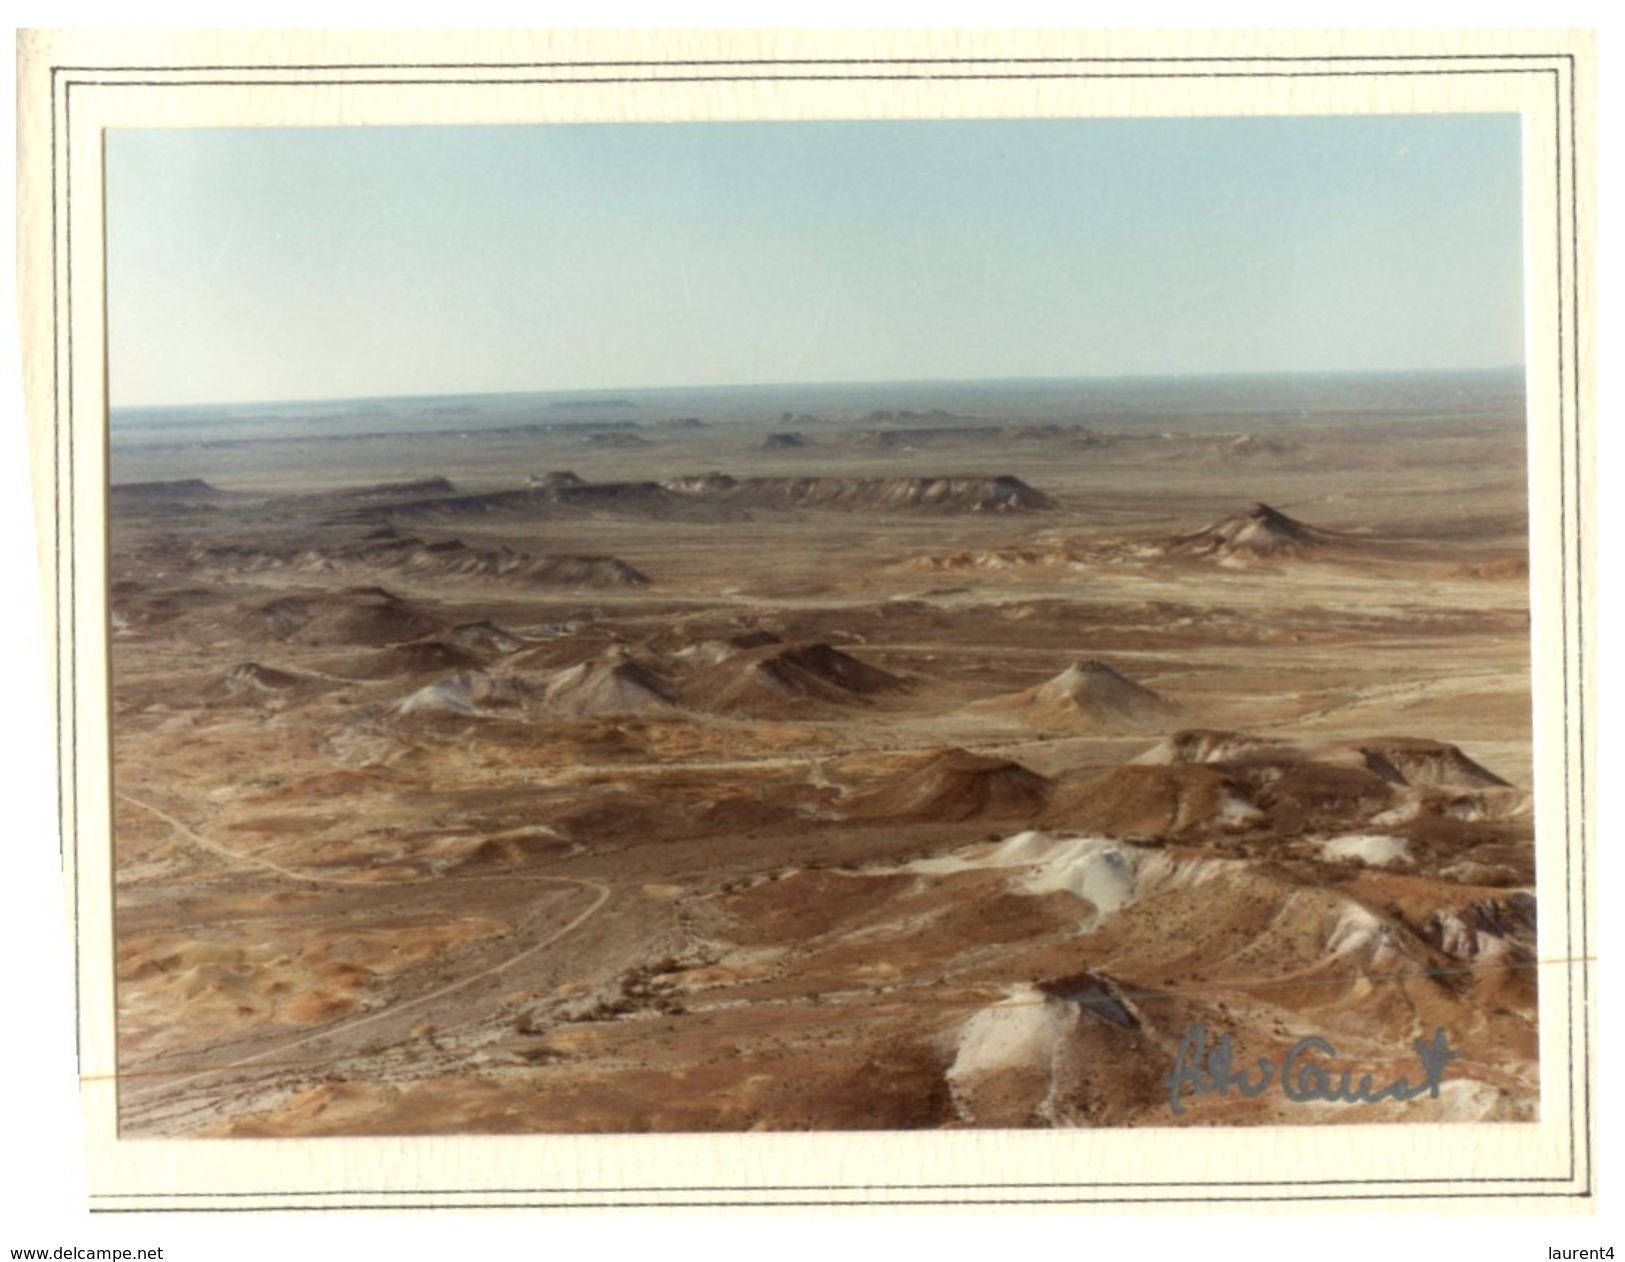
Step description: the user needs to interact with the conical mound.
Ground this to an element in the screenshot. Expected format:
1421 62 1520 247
1167 501 1341 562
210 586 441 647
845 748 1051 822
345 640 484 680
541 656 676 716
397 671 534 717
997 660 1177 729
686 642 905 715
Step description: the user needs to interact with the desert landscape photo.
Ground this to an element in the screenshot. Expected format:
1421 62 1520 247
104 115 1536 1136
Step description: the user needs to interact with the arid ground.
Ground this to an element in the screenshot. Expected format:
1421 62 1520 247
108 374 1536 1135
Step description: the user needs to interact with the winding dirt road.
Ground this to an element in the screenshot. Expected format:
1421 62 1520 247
116 790 612 1106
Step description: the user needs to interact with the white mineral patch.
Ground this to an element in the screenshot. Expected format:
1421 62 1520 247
1434 911 1475 958
1321 834 1411 867
1431 910 1517 963
1134 849 1230 895
1370 800 1424 827
1015 839 1138 912
1322 901 1403 966
904 831 1233 926
398 682 479 715
1324 901 1383 954
903 853 982 876
1218 794 1264 825
947 987 1068 1080
987 829 1055 863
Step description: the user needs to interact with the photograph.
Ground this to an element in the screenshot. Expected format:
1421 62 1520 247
105 114 1538 1137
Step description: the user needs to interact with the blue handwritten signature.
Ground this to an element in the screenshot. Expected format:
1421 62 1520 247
1164 1026 1462 1116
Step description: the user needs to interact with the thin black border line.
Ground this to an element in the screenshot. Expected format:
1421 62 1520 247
1560 46 1586 1188
64 69 1563 88
51 63 80 1078
88 1167 1579 1198
61 53 1590 1205
1551 65 1575 1188
67 76 79 1091
89 1188 1589 1212
55 53 1578 71
1567 54 1592 1199
1556 54 1586 1192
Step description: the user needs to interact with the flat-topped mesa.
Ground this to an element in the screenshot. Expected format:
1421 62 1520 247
1133 729 1513 790
1168 500 1341 561
656 473 1052 512
1354 737 1512 790
110 479 226 511
111 477 220 499
352 476 455 499
190 533 649 590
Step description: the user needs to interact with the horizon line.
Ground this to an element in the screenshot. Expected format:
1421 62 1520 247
109 363 1529 416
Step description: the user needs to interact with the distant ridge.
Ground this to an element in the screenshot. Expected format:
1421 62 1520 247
111 478 224 508
203 586 441 647
190 531 648 590
670 474 1055 513
350 477 455 499
376 474 1055 518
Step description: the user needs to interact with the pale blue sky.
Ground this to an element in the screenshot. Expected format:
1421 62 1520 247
105 115 1524 407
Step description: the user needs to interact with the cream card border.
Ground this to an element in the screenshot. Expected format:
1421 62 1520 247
14 27 1597 1212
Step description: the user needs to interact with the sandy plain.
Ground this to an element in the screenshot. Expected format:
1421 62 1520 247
108 376 1536 1135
